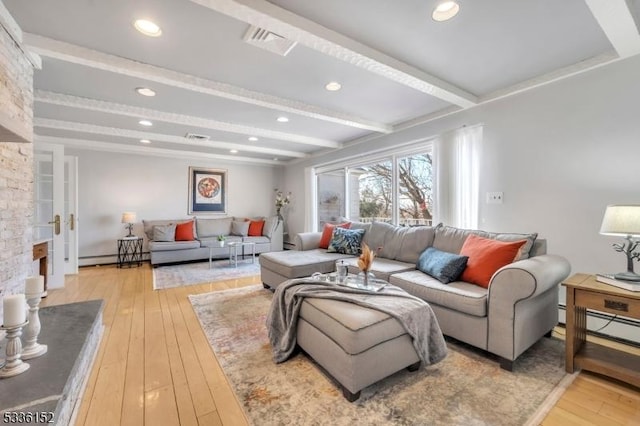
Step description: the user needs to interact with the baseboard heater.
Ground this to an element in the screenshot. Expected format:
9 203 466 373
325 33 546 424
557 303 640 348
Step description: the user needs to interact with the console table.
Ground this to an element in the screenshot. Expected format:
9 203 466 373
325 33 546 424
33 240 49 295
562 273 640 388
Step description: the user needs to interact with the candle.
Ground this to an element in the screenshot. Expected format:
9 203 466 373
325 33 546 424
25 276 44 295
3 294 26 327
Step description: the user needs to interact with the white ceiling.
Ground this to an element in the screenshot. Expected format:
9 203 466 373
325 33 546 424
4 0 640 165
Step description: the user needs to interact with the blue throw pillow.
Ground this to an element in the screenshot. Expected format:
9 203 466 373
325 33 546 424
417 247 468 284
327 227 365 255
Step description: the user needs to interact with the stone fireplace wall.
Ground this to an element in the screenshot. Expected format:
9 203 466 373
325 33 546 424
0 20 35 322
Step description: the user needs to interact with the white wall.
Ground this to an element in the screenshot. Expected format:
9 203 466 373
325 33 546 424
284 54 640 342
66 149 283 265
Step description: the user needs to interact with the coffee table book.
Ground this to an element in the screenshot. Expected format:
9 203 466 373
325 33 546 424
596 274 640 292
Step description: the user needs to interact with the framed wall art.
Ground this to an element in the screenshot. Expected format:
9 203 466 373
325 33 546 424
188 167 227 214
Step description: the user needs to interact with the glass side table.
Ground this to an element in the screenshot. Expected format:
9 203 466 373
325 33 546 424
117 237 143 268
227 241 256 267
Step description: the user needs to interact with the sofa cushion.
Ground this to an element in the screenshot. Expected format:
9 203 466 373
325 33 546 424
389 270 488 317
263 216 279 238
396 225 437 263
433 225 537 261
175 220 195 241
196 217 233 238
153 224 176 242
259 249 352 278
327 227 365 255
365 222 397 258
417 247 468 284
243 236 270 244
248 220 265 236
143 219 178 240
485 231 538 261
459 235 527 288
231 220 250 236
149 240 200 251
319 222 351 249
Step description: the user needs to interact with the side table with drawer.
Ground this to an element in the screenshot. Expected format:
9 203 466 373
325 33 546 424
562 273 640 388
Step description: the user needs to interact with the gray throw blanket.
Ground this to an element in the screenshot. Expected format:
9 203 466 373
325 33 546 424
267 278 448 367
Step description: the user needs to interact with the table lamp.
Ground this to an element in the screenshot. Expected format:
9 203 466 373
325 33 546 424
121 212 137 238
599 204 640 281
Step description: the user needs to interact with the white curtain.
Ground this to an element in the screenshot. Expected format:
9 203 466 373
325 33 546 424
433 125 482 228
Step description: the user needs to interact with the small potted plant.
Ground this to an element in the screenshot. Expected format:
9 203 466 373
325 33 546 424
216 235 226 247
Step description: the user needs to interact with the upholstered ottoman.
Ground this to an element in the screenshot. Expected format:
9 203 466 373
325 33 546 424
296 297 421 401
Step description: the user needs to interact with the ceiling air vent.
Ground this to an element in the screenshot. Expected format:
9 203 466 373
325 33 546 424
185 133 210 141
243 25 297 56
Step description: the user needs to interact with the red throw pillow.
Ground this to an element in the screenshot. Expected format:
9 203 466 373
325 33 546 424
459 234 526 288
175 220 195 241
248 220 265 236
319 222 351 249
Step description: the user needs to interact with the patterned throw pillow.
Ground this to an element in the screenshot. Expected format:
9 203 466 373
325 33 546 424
417 247 468 284
327 227 365 255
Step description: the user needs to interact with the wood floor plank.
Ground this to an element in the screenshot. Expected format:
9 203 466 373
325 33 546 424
144 384 180 426
120 278 146 426
42 264 640 426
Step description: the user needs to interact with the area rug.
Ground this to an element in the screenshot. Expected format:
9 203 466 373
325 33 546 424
152 260 260 290
189 285 575 426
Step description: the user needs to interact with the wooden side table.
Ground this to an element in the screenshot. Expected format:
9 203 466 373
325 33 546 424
562 273 640 387
117 237 143 268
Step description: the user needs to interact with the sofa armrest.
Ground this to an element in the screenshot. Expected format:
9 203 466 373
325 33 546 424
488 254 571 302
294 232 322 251
487 254 571 361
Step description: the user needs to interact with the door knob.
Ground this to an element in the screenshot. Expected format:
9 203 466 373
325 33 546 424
48 214 61 235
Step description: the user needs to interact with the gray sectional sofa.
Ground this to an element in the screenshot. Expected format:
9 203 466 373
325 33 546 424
259 221 571 369
143 216 283 266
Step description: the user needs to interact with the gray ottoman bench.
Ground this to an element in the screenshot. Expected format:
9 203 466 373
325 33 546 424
296 297 421 401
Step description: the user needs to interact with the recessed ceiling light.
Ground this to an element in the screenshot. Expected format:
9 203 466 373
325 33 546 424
432 1 459 21
325 81 342 91
135 87 156 97
277 116 289 123
138 119 153 127
273 157 279 161
140 139 151 144
230 149 238 154
134 19 162 37
248 136 259 142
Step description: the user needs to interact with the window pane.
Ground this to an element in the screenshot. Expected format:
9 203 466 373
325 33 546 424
397 153 433 226
351 160 393 223
316 169 345 229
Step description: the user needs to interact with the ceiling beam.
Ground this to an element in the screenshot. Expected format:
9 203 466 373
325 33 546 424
34 118 308 159
35 135 281 165
24 33 391 134
35 90 328 150
585 0 640 58
190 0 478 108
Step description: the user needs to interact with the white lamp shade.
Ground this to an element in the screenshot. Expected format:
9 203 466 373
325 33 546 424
121 212 137 224
599 205 640 236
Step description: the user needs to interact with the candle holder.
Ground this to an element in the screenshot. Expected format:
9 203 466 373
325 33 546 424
22 293 48 360
0 321 30 378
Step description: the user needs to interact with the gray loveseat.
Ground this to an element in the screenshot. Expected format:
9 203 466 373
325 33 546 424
144 216 283 266
259 221 571 370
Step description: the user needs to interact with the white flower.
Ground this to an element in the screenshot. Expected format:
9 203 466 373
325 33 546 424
274 188 292 208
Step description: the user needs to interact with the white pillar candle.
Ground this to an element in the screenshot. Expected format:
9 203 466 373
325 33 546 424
3 294 26 327
25 276 44 295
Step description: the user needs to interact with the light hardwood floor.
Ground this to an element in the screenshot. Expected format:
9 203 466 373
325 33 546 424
41 264 640 426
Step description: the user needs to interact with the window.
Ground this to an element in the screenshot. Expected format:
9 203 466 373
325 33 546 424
314 148 433 229
311 124 481 231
